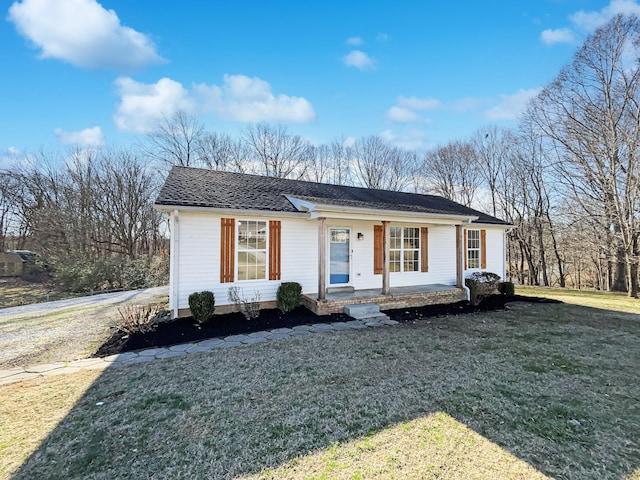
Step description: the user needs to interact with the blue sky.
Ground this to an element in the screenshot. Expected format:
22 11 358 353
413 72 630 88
2 0 638 166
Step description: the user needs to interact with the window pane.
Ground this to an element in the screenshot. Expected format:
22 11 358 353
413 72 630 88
390 250 401 272
390 227 401 249
404 250 419 272
468 250 479 269
404 227 419 249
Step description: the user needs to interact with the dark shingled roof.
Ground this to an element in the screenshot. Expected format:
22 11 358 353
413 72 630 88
155 166 509 225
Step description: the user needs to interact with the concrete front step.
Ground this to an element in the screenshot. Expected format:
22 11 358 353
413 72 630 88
343 303 391 323
347 311 390 322
343 303 382 317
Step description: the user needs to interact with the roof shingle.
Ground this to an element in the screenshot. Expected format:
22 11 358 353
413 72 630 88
155 166 509 225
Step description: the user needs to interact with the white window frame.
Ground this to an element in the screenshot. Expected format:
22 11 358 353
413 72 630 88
236 219 268 281
389 226 420 273
467 229 481 269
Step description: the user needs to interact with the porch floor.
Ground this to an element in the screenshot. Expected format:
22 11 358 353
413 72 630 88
302 284 467 315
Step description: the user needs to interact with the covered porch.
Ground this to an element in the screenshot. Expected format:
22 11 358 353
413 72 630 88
302 284 467 315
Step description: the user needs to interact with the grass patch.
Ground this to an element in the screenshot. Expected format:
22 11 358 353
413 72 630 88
0 278 72 308
1 302 639 479
517 285 640 314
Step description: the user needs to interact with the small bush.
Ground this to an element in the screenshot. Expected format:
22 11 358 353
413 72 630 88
465 271 501 305
228 287 261 320
115 303 163 335
499 281 515 296
188 291 216 324
277 282 302 313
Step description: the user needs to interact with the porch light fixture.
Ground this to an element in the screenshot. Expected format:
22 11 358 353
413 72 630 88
357 232 364 240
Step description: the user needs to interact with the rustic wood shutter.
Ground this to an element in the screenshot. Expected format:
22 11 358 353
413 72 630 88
420 227 429 272
374 225 383 275
220 218 235 283
480 229 487 269
269 220 281 280
463 229 468 270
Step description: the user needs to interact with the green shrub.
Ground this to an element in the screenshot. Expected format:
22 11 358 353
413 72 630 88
499 281 515 296
277 282 302 313
188 291 216 324
465 271 501 305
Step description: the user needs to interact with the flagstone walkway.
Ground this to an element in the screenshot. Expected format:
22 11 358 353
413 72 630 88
0 317 399 386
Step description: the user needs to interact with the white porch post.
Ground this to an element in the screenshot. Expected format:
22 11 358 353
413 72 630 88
318 217 326 301
382 220 390 295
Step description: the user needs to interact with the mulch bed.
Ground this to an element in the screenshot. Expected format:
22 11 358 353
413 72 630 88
94 295 557 357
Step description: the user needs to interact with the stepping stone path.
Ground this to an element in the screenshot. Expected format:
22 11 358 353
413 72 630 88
0 317 399 386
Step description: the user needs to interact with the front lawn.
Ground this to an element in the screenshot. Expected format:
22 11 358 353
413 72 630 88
517 285 640 314
1 300 638 479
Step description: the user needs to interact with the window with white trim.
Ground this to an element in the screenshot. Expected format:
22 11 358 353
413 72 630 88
237 220 267 280
467 229 480 269
390 226 420 273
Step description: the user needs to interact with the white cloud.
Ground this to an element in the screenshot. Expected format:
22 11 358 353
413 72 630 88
7 0 163 71
0 147 26 170
380 129 430 150
54 126 105 146
376 33 389 41
386 106 424 123
571 0 640 31
343 50 375 70
485 88 541 120
346 36 363 45
541 0 640 46
114 77 196 133
397 96 442 111
195 74 315 123
114 74 316 133
541 27 576 45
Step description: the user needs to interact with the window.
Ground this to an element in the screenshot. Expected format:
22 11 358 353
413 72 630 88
389 226 420 273
237 220 267 280
467 229 480 269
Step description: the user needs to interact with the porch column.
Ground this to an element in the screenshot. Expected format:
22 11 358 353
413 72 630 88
456 225 463 288
382 220 390 295
318 217 327 301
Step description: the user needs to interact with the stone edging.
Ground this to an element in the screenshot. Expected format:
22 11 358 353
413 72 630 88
0 317 399 386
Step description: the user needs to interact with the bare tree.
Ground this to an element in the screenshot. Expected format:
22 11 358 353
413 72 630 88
242 123 311 178
353 135 417 191
145 110 206 167
471 125 515 217
196 131 253 173
526 14 640 296
422 140 480 206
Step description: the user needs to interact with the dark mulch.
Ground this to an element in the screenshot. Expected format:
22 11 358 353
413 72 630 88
93 295 556 357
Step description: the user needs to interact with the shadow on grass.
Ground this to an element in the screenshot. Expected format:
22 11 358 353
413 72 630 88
6 301 640 480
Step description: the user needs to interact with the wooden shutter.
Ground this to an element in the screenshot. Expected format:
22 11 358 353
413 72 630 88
480 229 487 269
220 218 235 283
463 229 468 270
420 227 429 272
269 220 281 280
373 225 383 275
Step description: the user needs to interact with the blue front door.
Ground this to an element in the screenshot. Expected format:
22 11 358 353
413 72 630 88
329 228 350 285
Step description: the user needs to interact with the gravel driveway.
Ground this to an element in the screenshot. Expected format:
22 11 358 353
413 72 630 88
0 286 168 368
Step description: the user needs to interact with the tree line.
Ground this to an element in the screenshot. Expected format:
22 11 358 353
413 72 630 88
1 14 638 296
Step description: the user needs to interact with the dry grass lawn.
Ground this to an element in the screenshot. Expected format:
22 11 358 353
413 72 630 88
517 285 640 314
1 298 638 479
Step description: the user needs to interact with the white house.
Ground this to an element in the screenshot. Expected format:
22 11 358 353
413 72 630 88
155 166 511 318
